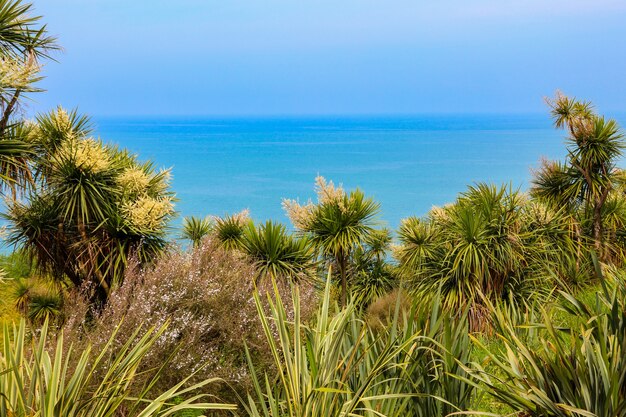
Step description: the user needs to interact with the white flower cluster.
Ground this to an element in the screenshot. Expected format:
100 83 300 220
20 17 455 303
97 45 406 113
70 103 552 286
282 175 347 229
118 167 151 195
121 196 174 231
57 137 111 173
0 57 40 91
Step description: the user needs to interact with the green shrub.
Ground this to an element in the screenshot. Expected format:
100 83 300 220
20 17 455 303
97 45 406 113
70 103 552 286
467 267 626 416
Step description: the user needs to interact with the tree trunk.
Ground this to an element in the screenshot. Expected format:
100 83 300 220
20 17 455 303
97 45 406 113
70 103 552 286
338 249 347 307
593 200 603 258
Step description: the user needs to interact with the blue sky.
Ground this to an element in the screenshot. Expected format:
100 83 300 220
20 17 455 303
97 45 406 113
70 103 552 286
30 0 626 116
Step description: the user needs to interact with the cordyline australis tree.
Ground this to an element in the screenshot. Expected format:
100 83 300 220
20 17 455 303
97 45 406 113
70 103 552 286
0 0 57 193
4 108 175 302
531 92 625 260
283 176 380 305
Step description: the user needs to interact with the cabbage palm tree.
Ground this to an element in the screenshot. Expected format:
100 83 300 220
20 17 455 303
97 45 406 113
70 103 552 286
213 211 250 250
396 184 531 330
181 215 213 248
240 220 316 284
0 0 57 193
284 178 380 305
4 108 175 303
350 227 396 305
532 93 625 258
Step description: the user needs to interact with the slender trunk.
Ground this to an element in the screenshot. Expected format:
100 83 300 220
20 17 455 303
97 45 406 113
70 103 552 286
593 200 603 258
78 222 110 298
338 248 347 307
573 221 582 269
593 185 611 260
0 89 21 133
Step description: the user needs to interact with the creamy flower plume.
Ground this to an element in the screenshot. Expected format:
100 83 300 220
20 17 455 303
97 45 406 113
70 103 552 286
122 196 174 231
0 56 40 92
283 175 347 229
55 137 110 173
118 166 151 194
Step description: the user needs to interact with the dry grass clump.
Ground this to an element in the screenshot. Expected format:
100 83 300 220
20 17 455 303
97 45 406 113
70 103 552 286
63 237 317 407
365 289 412 330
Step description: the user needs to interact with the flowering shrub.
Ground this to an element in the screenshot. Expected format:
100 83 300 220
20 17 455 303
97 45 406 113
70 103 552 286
64 238 317 408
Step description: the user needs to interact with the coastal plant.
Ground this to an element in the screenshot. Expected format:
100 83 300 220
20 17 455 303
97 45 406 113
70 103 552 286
365 294 477 416
396 183 538 330
11 277 32 314
350 228 397 306
240 219 317 284
62 237 317 408
4 107 175 302
531 92 625 260
466 267 626 416
0 0 57 193
181 215 213 248
27 290 62 324
283 176 380 305
0 319 236 417
213 210 251 250
244 274 477 417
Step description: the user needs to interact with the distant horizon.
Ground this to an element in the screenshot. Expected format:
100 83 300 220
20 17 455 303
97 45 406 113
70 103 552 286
33 110 626 120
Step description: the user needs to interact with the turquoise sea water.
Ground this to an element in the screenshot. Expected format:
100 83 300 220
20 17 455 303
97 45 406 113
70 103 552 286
93 114 624 230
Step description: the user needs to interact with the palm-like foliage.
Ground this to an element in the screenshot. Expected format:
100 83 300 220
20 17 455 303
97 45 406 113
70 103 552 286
213 211 250 250
532 93 625 259
363 227 392 261
395 216 439 272
0 0 58 193
11 277 31 314
396 183 560 330
284 177 380 305
0 319 236 417
350 258 396 307
181 215 213 248
27 291 61 324
4 107 175 302
350 228 397 306
0 126 33 192
240 220 316 284
0 0 57 58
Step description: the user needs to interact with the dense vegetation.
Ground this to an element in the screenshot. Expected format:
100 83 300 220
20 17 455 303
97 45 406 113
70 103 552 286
1 0 625 416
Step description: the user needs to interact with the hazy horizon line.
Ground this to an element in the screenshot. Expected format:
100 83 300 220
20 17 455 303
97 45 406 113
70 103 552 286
86 111 626 120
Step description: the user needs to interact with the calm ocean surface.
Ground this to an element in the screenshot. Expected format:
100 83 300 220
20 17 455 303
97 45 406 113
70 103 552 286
93 114 626 230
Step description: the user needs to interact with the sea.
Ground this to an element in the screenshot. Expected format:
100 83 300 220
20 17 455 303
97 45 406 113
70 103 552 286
94 114 626 231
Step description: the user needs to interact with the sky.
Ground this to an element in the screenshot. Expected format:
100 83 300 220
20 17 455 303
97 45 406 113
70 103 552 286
27 0 626 116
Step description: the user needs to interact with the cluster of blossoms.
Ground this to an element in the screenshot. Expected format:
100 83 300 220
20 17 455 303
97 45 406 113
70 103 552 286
43 107 177 240
121 195 174 231
283 176 347 229
0 56 40 91
118 166 151 195
37 107 79 145
429 204 452 223
56 137 111 173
